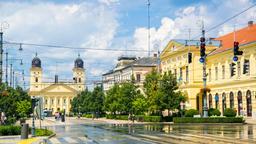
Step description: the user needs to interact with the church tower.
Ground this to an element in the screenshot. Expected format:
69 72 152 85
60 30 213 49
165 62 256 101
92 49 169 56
30 53 42 91
73 54 85 91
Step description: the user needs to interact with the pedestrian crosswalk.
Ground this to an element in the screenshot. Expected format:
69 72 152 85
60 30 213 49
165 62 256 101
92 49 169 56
47 137 94 144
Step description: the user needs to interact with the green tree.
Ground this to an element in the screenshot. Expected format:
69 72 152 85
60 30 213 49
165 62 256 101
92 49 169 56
143 69 163 115
0 84 32 124
160 72 186 115
90 86 104 117
104 84 121 114
132 96 147 115
16 100 31 119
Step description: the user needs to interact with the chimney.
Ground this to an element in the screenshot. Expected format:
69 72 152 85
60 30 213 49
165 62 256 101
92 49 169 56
248 21 253 27
55 75 58 83
153 53 157 57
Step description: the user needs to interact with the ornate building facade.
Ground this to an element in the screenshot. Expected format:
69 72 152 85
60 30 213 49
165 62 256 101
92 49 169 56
160 21 256 118
102 56 158 92
28 54 85 114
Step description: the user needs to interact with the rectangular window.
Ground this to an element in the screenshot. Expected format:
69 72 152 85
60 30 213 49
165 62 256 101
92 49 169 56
186 66 189 82
243 59 250 74
174 69 177 78
222 65 225 79
215 66 218 80
136 74 141 82
238 61 241 77
180 68 183 81
209 69 211 82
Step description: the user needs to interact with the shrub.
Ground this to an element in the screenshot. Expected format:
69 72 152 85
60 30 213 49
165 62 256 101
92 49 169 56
173 117 244 123
143 116 161 122
35 128 54 136
106 114 128 120
185 109 199 117
82 114 93 118
0 125 21 136
224 108 237 117
209 108 221 116
106 114 116 119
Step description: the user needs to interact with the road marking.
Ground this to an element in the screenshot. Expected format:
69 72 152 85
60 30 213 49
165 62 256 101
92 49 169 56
77 137 89 141
49 138 61 144
63 137 78 143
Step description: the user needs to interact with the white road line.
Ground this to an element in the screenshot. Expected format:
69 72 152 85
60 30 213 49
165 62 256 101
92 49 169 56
63 137 78 143
49 138 61 144
77 137 88 141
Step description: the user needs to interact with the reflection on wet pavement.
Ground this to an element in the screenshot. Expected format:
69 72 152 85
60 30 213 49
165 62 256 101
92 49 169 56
47 123 256 144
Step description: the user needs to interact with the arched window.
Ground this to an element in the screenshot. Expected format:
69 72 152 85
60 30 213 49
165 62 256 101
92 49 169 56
230 92 234 109
209 94 212 108
35 77 38 82
238 91 243 115
246 90 252 117
215 93 219 109
222 93 226 114
78 78 81 83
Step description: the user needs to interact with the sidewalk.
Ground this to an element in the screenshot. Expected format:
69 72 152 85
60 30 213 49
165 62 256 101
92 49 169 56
245 117 256 124
0 135 47 144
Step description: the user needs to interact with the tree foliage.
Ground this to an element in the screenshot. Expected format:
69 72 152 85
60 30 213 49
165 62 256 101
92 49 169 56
0 84 32 124
71 86 104 115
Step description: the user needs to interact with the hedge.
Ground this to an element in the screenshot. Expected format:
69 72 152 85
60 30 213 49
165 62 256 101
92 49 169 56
106 115 128 120
136 115 162 122
0 125 21 136
82 114 93 118
173 117 244 123
0 125 55 136
106 115 163 122
185 109 199 117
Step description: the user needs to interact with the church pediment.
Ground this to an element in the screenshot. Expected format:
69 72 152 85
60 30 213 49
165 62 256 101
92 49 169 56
40 84 78 94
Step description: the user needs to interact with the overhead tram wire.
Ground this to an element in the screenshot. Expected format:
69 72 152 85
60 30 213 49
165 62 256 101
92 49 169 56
3 41 157 53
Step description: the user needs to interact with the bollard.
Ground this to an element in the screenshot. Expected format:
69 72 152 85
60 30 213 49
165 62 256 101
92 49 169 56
21 123 29 139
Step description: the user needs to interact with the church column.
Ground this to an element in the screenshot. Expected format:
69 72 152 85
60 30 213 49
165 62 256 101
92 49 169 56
54 97 57 113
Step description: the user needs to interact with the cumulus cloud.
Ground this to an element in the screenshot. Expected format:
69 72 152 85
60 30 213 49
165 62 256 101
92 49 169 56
131 0 256 55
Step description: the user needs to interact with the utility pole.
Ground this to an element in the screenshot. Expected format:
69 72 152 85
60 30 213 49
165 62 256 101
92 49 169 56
5 52 8 86
200 22 208 118
0 32 3 83
9 64 12 87
147 0 151 57
12 71 14 88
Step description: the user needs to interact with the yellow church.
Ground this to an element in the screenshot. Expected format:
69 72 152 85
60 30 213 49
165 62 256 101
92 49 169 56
28 54 85 115
161 21 256 118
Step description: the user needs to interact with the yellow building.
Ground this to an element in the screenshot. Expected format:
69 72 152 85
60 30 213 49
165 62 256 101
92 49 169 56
28 54 85 114
161 21 256 118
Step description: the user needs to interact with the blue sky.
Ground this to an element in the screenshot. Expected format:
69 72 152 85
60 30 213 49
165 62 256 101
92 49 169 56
0 0 255 90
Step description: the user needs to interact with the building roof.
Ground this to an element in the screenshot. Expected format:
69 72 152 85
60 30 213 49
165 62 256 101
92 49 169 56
211 22 256 55
102 57 157 76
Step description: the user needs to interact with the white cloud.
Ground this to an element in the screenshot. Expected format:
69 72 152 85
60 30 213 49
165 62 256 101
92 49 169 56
98 0 119 6
131 0 256 55
0 1 119 86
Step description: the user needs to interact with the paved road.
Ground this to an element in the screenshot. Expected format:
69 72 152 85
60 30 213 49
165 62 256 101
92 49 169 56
43 118 256 144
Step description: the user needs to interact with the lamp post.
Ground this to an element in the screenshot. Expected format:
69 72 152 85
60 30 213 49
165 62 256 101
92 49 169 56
31 96 36 137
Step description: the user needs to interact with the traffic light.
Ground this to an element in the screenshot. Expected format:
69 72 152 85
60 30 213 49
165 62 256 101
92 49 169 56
230 63 236 77
200 37 206 57
199 37 206 63
243 59 249 74
188 52 192 63
32 97 39 109
233 41 243 62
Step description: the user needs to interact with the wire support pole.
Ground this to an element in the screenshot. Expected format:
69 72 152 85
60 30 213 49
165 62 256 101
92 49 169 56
202 25 208 118
0 32 3 83
147 0 151 57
